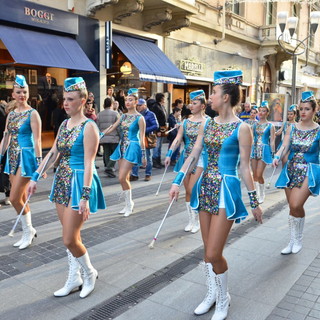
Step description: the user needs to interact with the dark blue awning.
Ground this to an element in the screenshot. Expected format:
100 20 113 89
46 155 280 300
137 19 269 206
0 25 97 72
113 34 186 85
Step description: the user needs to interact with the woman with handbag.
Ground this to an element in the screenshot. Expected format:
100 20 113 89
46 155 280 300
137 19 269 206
130 98 158 182
164 90 208 234
103 89 147 216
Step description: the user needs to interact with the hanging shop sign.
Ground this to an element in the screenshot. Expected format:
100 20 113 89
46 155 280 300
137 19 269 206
0 0 78 35
179 58 204 76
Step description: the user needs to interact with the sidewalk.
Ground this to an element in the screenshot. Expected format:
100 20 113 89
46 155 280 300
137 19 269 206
1 154 319 320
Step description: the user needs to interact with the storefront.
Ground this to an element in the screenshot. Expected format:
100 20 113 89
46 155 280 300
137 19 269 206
165 38 253 105
106 32 186 102
0 0 99 148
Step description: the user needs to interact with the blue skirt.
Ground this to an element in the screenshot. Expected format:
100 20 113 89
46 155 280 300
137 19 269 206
276 162 320 196
191 173 248 224
4 147 37 177
49 169 106 213
110 140 142 165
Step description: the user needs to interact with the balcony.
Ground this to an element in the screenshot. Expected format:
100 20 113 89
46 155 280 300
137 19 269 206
86 0 197 34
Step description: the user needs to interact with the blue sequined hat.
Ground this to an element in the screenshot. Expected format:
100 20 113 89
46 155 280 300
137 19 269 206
260 100 269 108
64 77 86 92
301 91 315 102
190 90 205 101
14 75 28 88
127 88 138 97
288 104 297 112
213 70 243 85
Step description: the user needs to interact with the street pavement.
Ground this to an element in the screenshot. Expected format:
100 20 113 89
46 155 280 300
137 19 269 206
1 151 320 320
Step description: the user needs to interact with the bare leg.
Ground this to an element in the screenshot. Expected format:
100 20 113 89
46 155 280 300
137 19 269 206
118 159 134 191
9 168 30 215
204 209 233 274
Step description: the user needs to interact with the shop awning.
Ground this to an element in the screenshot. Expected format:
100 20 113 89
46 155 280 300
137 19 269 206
113 34 186 85
0 25 97 72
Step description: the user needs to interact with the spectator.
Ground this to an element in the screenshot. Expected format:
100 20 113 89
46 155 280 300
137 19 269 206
148 93 167 169
96 98 120 178
84 99 97 121
238 102 251 121
116 89 127 113
167 107 182 166
130 98 159 181
106 86 115 103
52 95 68 138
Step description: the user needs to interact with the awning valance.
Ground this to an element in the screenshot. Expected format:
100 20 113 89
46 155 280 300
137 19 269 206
113 34 186 85
0 25 97 72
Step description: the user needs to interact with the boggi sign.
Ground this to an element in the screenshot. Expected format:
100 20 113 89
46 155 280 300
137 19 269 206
24 7 54 24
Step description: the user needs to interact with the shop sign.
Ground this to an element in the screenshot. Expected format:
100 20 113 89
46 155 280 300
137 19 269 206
0 0 78 35
179 58 204 75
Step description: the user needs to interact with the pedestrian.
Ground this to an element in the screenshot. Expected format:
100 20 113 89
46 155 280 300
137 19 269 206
84 99 97 121
28 77 106 298
102 88 146 217
273 91 320 255
149 93 167 169
238 101 251 121
130 98 159 182
251 100 275 203
0 100 11 207
169 70 263 320
0 75 43 249
167 107 182 166
96 97 120 178
106 86 116 103
165 90 209 234
52 94 68 138
115 89 127 113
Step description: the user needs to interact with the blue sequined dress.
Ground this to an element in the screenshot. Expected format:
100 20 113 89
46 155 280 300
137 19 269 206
110 114 142 165
191 118 248 223
174 119 203 172
49 119 106 213
4 109 38 177
275 126 320 195
251 122 273 164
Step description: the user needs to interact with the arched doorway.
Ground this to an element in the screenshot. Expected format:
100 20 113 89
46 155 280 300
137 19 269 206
263 62 272 93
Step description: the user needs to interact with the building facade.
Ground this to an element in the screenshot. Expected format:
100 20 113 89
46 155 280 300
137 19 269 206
1 0 320 144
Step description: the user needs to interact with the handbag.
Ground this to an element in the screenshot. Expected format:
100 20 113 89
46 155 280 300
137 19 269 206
145 132 157 149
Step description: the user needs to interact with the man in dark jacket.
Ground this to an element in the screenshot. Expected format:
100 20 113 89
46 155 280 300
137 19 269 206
148 93 167 168
96 98 120 178
130 99 159 181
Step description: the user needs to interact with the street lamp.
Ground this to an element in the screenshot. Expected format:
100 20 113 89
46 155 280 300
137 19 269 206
277 11 320 104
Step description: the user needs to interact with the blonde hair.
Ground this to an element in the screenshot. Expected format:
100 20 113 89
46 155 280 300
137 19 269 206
7 100 17 113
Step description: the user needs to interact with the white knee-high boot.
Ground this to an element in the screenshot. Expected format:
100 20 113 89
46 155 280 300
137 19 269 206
211 270 230 320
184 202 194 232
18 212 37 250
258 183 265 203
119 190 134 216
255 182 260 200
54 250 83 297
76 251 98 298
194 262 216 315
292 217 305 254
191 209 200 233
281 216 304 255
123 189 134 217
